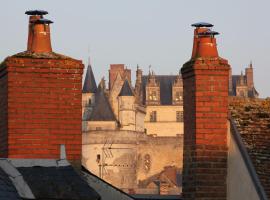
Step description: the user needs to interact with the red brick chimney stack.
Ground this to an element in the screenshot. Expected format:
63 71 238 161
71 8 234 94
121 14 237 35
0 10 84 167
181 23 230 199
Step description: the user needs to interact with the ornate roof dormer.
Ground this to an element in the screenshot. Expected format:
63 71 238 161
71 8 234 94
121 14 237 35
172 75 183 105
146 69 160 105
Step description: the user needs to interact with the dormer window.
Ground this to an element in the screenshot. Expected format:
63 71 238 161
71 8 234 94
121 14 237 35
149 91 157 101
175 91 182 101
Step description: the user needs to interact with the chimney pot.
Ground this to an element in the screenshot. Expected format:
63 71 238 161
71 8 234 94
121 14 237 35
191 23 219 58
25 10 52 53
30 18 53 53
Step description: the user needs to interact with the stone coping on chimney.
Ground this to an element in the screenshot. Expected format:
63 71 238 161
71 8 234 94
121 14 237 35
13 51 73 60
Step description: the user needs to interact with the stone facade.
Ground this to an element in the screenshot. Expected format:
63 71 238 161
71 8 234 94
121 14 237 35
82 130 183 194
230 62 259 98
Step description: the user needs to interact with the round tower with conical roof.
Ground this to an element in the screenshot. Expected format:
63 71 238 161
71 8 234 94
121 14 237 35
118 79 136 131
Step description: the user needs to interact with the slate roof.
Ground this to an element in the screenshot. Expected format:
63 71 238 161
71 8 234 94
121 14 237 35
88 87 116 121
0 167 21 200
81 167 134 200
119 80 134 96
229 97 270 198
17 166 100 200
142 75 179 105
0 158 101 200
83 65 97 93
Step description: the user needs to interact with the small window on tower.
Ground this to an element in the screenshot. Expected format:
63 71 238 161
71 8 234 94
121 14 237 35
176 111 183 122
150 111 157 122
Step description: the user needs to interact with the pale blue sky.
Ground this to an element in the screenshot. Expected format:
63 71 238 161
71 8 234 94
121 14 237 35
1 0 269 97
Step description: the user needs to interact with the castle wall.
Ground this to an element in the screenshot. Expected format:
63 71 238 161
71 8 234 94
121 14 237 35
144 105 183 136
137 135 183 182
135 108 145 132
119 96 136 131
82 130 183 192
87 121 117 131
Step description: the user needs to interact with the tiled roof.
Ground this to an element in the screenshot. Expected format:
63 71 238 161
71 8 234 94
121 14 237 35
119 80 134 96
142 75 179 105
0 158 100 200
83 65 98 93
0 168 21 200
229 97 270 198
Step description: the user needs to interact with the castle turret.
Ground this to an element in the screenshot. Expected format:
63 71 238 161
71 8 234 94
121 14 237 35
82 62 97 119
118 79 136 131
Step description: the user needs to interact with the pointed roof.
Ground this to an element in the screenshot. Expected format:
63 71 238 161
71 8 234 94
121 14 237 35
88 86 116 121
119 80 134 96
83 65 97 93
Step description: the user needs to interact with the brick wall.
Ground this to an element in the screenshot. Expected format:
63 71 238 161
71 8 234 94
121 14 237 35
181 59 230 199
0 65 8 157
0 56 83 164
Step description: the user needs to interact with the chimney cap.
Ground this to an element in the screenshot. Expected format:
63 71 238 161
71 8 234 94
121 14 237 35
25 10 48 15
35 18 54 24
198 30 219 36
191 22 213 27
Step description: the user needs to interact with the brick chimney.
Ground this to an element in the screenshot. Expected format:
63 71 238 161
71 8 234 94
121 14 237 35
181 23 230 199
0 10 83 167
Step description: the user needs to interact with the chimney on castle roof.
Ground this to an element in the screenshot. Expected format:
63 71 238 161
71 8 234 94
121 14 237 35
25 10 53 53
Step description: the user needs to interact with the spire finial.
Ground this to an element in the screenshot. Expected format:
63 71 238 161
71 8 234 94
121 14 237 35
148 65 152 75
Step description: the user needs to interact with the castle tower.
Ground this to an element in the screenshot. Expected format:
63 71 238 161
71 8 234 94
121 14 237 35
0 11 84 167
118 79 136 131
181 22 230 199
82 62 97 119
